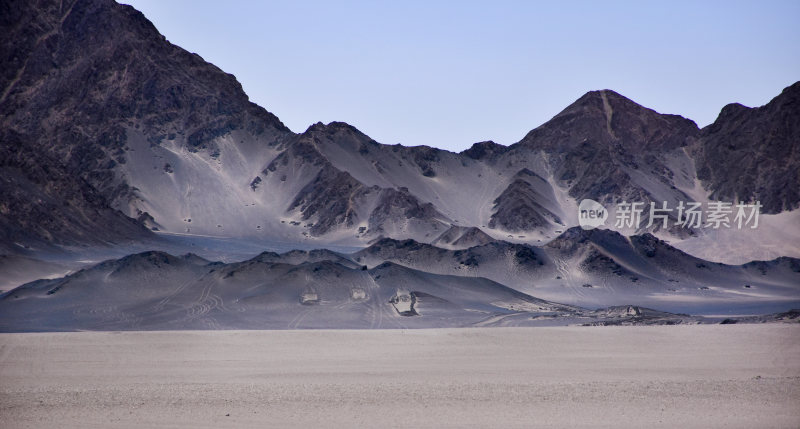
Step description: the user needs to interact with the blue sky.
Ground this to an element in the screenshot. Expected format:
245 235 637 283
124 0 799 152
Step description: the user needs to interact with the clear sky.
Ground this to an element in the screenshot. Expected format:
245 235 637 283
123 0 799 152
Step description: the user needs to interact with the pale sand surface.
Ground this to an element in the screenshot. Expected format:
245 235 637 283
1 325 798 428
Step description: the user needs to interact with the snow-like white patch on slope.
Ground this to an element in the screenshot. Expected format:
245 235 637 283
120 130 306 241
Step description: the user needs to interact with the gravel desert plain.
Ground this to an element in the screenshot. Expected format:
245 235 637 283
1 325 799 428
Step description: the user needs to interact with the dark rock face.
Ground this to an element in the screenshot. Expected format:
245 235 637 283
432 226 494 248
0 0 288 248
263 137 329 175
693 82 800 213
288 165 366 235
273 126 449 237
368 187 447 233
300 121 382 160
1 0 288 191
545 226 625 256
241 249 359 270
100 250 187 277
512 90 699 205
357 237 550 276
0 129 151 252
489 169 562 231
361 237 436 255
249 176 262 191
580 249 628 276
519 90 699 154
461 141 508 160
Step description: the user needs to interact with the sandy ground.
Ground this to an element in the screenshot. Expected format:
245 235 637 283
0 325 798 428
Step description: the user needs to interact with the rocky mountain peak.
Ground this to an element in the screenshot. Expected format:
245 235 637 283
1 0 290 206
518 89 699 153
695 81 800 213
461 140 508 159
302 121 373 143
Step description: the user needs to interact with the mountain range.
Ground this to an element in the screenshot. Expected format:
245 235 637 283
2 229 798 331
1 0 798 330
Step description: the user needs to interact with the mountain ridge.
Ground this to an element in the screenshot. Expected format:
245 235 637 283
2 228 798 331
1 0 798 264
